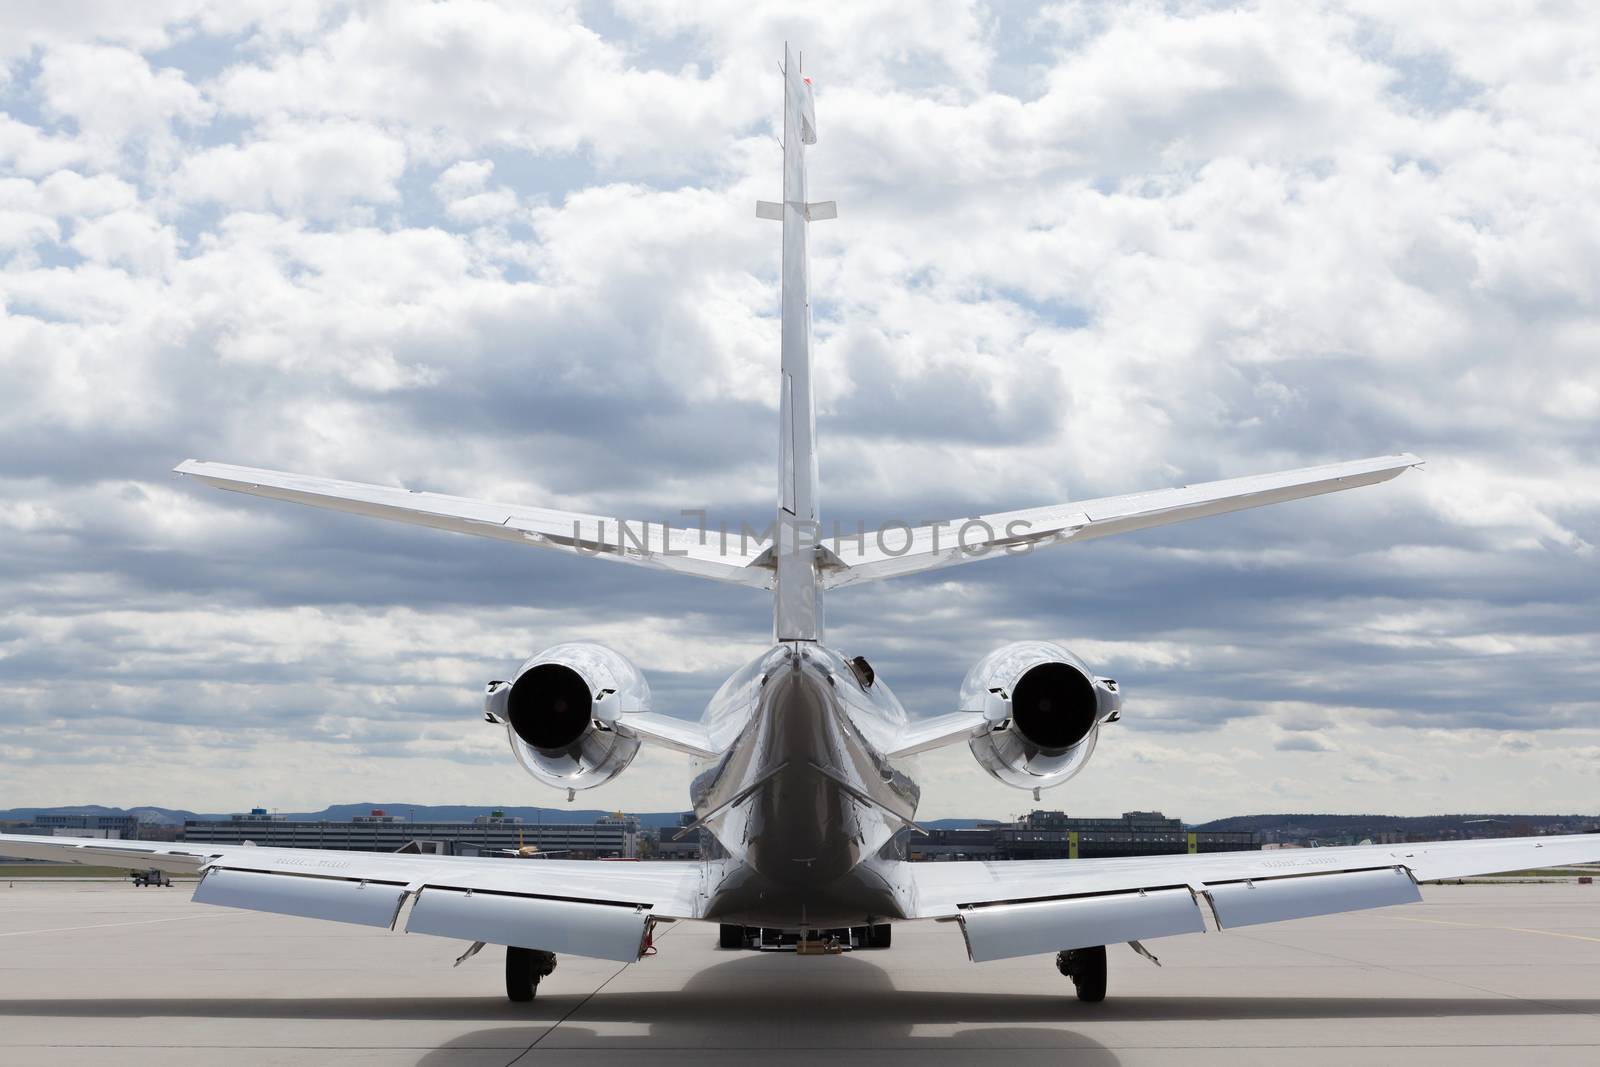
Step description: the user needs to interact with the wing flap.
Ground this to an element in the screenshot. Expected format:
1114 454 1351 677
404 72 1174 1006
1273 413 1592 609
1203 867 1419 929
406 887 649 961
960 887 1205 962
193 867 408 929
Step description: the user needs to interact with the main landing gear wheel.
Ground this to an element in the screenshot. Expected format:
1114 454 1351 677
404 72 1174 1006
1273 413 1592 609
867 923 892 949
506 947 557 1003
719 923 746 949
1057 945 1107 1003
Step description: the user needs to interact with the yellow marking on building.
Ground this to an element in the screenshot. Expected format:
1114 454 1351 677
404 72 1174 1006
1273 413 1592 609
1068 831 1079 860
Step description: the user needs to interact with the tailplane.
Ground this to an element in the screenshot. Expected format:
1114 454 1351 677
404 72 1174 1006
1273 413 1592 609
172 47 1421 624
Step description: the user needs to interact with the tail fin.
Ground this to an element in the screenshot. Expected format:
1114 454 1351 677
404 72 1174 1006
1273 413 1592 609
772 44 824 641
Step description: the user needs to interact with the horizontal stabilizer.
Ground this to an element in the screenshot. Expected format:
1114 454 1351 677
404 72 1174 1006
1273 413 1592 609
174 460 771 588
823 454 1422 588
756 200 837 222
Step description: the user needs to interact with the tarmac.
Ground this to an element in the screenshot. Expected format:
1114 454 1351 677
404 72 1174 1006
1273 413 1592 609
1 880 1596 1066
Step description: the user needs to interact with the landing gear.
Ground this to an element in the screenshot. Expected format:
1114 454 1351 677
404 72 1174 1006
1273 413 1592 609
867 923 892 949
1056 945 1107 1003
719 924 746 949
506 947 557 1003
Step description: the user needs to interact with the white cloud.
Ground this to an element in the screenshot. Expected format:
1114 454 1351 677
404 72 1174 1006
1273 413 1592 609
174 120 406 217
0 115 90 176
36 43 211 167
68 209 180 275
0 1 1597 818
433 159 518 224
0 209 58 252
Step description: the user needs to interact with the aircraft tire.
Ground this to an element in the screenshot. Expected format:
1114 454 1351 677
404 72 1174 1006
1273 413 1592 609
1057 946 1107 1003
718 924 745 949
868 923 891 949
506 946 539 1002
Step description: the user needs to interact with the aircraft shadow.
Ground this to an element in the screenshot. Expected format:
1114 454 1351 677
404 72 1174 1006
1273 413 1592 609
2 989 1594 1024
4 992 1594 1022
4 952 1596 1063
408 952 1600 1064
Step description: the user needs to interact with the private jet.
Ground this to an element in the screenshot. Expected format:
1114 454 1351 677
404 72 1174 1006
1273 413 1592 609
7 47 1595 1004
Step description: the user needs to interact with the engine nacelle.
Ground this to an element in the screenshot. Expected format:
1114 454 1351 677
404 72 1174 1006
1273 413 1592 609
484 642 647 792
961 640 1121 792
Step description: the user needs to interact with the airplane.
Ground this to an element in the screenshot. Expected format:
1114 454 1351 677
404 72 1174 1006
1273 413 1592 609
494 831 569 860
5 46 1596 1005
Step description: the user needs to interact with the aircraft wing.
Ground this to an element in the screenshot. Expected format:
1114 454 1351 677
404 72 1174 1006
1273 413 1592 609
0 833 707 962
907 833 1600 961
823 454 1422 588
174 460 772 588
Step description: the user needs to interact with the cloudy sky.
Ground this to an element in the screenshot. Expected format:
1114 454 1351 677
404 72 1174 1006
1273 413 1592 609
2 1 1597 822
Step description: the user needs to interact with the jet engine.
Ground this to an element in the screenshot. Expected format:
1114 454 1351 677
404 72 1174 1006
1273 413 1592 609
961 640 1121 792
484 642 647 792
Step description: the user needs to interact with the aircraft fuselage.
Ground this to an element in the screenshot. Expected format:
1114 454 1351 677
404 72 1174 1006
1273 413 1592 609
693 643 921 926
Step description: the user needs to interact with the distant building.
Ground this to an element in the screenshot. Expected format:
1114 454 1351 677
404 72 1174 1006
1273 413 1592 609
232 808 286 823
181 811 638 858
30 813 144 839
909 810 1259 862
352 809 405 824
653 813 707 860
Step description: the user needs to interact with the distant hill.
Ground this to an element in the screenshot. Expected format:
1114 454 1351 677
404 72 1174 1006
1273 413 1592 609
0 805 212 826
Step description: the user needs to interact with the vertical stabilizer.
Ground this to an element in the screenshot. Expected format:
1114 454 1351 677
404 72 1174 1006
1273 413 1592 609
769 45 825 641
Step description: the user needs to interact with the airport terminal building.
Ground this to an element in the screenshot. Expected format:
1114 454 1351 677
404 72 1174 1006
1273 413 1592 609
8 808 1249 864
653 809 1259 862
906 810 1259 861
179 810 641 859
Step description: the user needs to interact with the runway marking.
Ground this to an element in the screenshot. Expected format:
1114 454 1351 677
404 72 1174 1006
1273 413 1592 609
0 915 207 938
1390 915 1600 945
